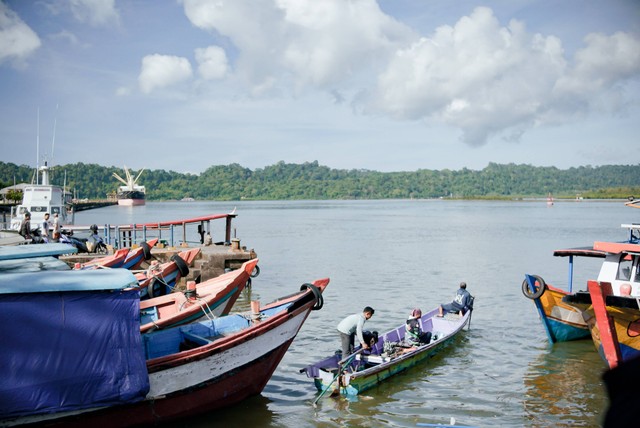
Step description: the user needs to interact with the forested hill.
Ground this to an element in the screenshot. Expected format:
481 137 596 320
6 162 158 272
0 161 638 201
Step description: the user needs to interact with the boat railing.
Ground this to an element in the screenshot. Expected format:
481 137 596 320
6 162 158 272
65 213 237 249
621 223 640 244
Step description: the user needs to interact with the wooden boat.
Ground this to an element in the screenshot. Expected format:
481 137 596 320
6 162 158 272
556 234 640 367
564 280 640 369
135 247 201 298
121 238 156 270
139 258 259 333
522 224 640 343
0 270 328 427
302 306 471 396
74 239 157 271
74 247 130 269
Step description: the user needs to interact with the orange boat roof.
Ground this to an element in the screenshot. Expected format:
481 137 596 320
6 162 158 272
593 241 640 254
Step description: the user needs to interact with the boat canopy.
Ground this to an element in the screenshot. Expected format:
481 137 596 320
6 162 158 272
553 246 607 258
0 269 138 294
0 256 70 273
0 243 77 261
594 241 640 255
0 284 148 419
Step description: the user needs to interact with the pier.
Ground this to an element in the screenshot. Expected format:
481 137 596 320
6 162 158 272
72 199 117 211
60 213 257 283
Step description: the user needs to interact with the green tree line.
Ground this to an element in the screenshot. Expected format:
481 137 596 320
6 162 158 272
1 161 638 201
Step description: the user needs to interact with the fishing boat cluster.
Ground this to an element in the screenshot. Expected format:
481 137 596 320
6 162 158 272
0 209 478 426
522 200 640 373
0 233 332 426
0 184 480 428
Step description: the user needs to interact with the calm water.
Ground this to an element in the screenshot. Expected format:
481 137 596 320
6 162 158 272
77 199 635 427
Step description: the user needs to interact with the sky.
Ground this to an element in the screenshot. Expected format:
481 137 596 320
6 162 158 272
0 0 639 175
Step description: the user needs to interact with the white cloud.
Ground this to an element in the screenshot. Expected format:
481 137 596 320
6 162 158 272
195 46 228 80
68 0 120 27
554 31 640 108
131 2 640 151
182 0 414 94
366 7 640 146
0 2 41 67
138 54 193 94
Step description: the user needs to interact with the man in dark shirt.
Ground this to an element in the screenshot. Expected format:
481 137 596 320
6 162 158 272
439 282 472 317
19 212 32 240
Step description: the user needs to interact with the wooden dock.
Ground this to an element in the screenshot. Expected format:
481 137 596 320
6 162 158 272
72 200 117 211
60 213 258 283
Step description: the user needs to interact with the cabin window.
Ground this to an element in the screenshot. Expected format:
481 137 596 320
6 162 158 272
31 206 47 213
634 259 640 283
51 207 61 214
617 258 633 281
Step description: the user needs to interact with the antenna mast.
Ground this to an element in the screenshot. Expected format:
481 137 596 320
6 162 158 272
51 103 58 164
36 108 40 185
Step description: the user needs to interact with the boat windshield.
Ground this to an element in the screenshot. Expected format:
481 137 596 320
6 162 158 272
617 257 633 281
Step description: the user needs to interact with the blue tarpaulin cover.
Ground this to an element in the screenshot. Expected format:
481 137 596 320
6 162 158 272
0 288 149 419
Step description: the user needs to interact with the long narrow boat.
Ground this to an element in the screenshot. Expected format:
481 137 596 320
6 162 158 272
74 239 157 271
135 247 201 298
302 306 471 396
0 270 328 427
121 238 156 270
139 258 259 333
74 247 130 270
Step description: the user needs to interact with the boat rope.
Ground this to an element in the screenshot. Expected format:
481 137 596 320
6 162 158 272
195 297 216 323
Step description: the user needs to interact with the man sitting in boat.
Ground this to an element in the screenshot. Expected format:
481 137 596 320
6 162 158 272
336 306 375 358
405 308 432 346
438 282 472 317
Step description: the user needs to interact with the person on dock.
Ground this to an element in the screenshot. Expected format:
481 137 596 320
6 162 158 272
337 306 375 358
405 308 431 346
42 213 51 242
19 212 32 240
52 213 61 242
438 282 472 317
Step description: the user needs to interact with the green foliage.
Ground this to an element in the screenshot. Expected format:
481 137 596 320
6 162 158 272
6 189 22 203
0 161 638 201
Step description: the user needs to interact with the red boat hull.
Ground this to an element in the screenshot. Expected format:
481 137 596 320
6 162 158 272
44 342 292 427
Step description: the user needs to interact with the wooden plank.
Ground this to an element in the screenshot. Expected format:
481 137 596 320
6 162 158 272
588 280 622 369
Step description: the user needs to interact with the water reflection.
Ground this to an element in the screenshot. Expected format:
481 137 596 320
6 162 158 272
523 341 608 427
176 394 275 427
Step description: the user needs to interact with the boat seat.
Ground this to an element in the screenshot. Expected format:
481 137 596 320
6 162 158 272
356 354 388 365
179 331 212 351
140 306 158 325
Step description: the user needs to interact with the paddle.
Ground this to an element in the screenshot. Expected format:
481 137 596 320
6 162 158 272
312 348 364 407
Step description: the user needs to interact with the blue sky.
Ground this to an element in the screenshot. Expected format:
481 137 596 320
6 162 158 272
1 0 638 174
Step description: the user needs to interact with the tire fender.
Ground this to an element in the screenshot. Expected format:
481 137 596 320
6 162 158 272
522 275 546 299
147 278 166 299
141 242 152 260
171 254 189 277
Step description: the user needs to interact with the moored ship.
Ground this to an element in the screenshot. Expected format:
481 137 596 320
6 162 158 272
9 161 73 230
114 166 145 206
